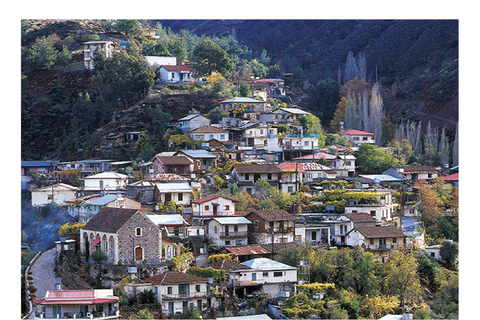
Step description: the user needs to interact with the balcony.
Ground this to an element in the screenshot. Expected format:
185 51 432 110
233 280 265 287
220 231 248 238
162 292 207 300
266 227 294 233
34 310 120 319
365 243 406 251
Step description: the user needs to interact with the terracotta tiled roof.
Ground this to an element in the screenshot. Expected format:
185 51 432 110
248 209 296 221
190 126 229 134
82 208 139 233
293 152 336 161
192 195 241 204
443 173 459 181
210 259 252 271
222 245 271 257
352 226 406 238
143 272 208 284
341 129 376 136
160 65 196 72
154 155 192 166
277 162 305 172
343 213 377 222
234 164 281 174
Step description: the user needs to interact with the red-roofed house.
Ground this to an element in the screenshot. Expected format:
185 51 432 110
159 65 197 83
33 289 120 319
443 173 459 187
192 196 241 224
340 129 376 146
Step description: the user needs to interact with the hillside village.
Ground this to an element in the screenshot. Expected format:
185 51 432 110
21 20 458 320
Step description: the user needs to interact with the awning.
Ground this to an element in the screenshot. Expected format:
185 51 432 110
90 238 100 246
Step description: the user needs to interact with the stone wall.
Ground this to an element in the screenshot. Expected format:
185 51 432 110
117 211 162 264
90 263 168 288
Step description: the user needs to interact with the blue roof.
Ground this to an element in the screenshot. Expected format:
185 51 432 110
21 161 54 167
178 114 204 121
85 194 123 206
241 257 297 271
180 149 217 158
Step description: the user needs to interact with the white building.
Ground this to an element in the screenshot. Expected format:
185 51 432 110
83 172 128 191
159 65 197 83
190 126 230 142
83 41 115 70
240 258 297 298
31 183 78 207
344 190 397 224
208 217 252 246
340 129 376 146
192 196 240 222
178 114 211 134
154 182 193 206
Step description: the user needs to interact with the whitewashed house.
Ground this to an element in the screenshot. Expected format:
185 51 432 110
31 183 78 207
332 213 378 245
344 189 397 224
159 65 197 83
154 182 193 206
208 217 252 246
178 114 211 134
340 129 376 146
240 258 298 298
192 195 240 223
83 172 128 192
83 41 115 70
190 126 230 142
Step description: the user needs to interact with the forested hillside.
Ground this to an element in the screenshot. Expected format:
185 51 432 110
21 19 458 162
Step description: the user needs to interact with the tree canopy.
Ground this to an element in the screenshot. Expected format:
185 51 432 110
192 38 235 77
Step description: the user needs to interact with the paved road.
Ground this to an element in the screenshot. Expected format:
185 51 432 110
30 248 57 299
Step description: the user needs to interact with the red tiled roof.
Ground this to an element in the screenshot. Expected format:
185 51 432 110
222 245 271 256
190 126 229 134
443 173 459 181
277 162 305 172
160 65 196 72
192 195 241 204
352 226 406 238
234 164 281 174
293 152 336 161
144 272 208 284
341 129 376 136
247 209 296 222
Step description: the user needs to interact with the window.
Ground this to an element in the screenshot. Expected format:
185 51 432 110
168 302 174 312
136 227 142 236
225 240 231 245
209 134 214 139
392 237 397 243
197 300 202 311
167 287 172 294
288 186 294 193
178 193 183 201
196 285 201 292
254 220 259 228
273 271 283 277
224 205 230 211
245 173 250 180
179 284 189 295
155 287 158 294
214 226 218 234
370 238 374 245
370 210 376 217
305 141 309 146
267 173 272 180
205 205 210 211
363 137 368 141
182 301 188 311
234 225 238 232
263 272 269 277
220 134 225 140
431 252 435 258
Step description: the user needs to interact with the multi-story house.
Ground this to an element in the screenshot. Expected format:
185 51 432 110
191 196 241 225
277 162 336 192
189 126 230 142
80 208 162 264
260 107 312 124
31 183 78 207
340 128 376 146
344 189 397 224
346 226 408 262
178 114 211 134
383 165 439 182
283 133 319 151
230 164 281 194
245 209 296 244
208 217 252 246
174 149 218 172
147 214 188 238
151 155 193 176
332 213 377 245
240 124 278 148
84 40 115 70
220 97 272 115
124 272 209 316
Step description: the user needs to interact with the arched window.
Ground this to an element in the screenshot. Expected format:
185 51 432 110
135 227 142 236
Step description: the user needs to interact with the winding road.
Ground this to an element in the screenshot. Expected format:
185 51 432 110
30 247 57 299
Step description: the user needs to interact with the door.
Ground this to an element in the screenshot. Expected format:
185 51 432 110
311 231 317 241
252 273 256 281
135 247 143 261
165 193 172 204
213 204 218 216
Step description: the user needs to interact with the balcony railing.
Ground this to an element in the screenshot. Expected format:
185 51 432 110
266 227 294 233
162 292 207 300
365 243 406 251
233 279 265 287
220 231 248 238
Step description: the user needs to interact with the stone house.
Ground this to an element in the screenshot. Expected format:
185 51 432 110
80 208 162 265
245 209 296 244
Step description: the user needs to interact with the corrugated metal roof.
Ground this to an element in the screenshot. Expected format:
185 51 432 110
147 214 187 226
212 217 252 225
33 183 78 192
220 97 264 103
179 149 217 158
224 245 270 256
155 182 192 193
84 194 122 206
84 171 128 179
241 257 297 270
